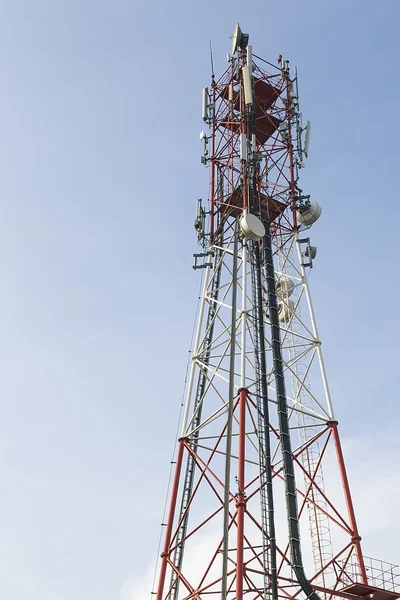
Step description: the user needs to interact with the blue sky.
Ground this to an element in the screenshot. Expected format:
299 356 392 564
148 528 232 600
0 1 399 599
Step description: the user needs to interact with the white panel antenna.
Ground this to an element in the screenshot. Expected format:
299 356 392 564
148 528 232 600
304 120 311 158
240 134 247 162
246 45 252 69
202 88 208 122
242 66 253 105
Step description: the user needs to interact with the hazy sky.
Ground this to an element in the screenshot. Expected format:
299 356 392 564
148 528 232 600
0 1 399 599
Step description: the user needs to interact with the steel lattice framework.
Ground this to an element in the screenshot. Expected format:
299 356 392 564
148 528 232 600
154 26 399 600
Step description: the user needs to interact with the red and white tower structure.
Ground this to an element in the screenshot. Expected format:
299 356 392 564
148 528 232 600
154 25 399 600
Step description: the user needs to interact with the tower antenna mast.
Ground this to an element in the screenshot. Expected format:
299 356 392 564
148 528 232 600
154 23 399 600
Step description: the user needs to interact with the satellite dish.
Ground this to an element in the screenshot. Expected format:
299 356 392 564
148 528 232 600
232 23 240 55
240 212 265 241
278 299 295 323
297 201 321 226
276 275 295 298
304 245 317 260
231 23 249 55
304 120 311 158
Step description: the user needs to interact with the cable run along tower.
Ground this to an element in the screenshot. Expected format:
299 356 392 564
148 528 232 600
154 25 399 600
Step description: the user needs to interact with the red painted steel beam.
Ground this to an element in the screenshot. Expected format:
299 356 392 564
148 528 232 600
156 439 185 600
330 421 368 585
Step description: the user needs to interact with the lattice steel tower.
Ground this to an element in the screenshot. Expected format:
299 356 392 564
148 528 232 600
154 25 399 600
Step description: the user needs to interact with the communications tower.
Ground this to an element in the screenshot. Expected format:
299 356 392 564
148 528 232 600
154 25 399 600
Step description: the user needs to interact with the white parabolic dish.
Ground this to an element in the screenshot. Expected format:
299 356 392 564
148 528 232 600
297 201 322 226
240 213 265 241
232 23 240 55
